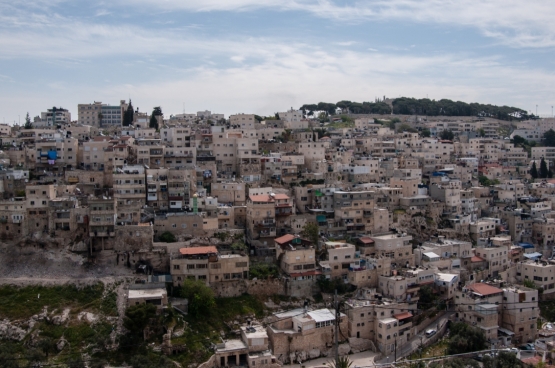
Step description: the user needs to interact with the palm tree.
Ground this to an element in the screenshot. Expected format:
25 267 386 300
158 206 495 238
328 356 353 368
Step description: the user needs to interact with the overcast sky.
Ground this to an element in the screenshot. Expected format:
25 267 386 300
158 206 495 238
1 0 555 123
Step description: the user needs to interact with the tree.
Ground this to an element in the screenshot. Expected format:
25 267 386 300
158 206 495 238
540 158 549 178
421 128 431 137
512 135 526 145
418 285 437 308
0 343 20 368
327 356 353 368
24 112 33 129
531 161 539 179
447 322 487 355
397 123 417 133
430 358 479 368
439 129 455 140
301 222 319 246
482 351 523 368
544 129 555 147
123 303 157 340
231 239 248 253
159 231 176 243
37 337 56 358
179 279 215 318
150 106 163 130
123 99 134 126
67 357 87 368
478 128 486 137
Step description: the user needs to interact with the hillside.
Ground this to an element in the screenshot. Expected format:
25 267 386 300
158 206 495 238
0 280 303 368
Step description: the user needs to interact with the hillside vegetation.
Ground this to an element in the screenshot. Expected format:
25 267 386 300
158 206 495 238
300 97 532 121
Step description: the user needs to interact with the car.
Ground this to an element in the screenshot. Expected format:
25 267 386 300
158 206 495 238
519 344 535 351
425 329 437 338
504 348 519 354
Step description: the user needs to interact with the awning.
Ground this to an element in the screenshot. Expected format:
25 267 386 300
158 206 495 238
393 312 413 320
498 327 515 336
519 243 534 249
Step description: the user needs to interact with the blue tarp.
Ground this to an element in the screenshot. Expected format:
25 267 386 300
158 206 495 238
523 252 542 260
518 243 534 249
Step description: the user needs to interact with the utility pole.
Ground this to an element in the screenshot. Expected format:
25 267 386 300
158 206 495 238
334 289 339 365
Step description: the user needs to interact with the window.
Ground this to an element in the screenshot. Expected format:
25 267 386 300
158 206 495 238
173 265 180 270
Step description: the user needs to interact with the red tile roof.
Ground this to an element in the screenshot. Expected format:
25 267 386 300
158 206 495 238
393 312 413 320
275 234 295 245
468 283 502 296
359 237 374 244
179 246 218 255
471 255 485 262
273 193 289 200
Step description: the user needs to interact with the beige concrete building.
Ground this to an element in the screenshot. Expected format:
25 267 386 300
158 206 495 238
372 233 415 269
456 283 503 341
211 182 246 206
267 308 347 365
275 234 317 278
501 286 539 344
246 194 276 246
127 284 168 309
170 246 249 289
516 260 555 294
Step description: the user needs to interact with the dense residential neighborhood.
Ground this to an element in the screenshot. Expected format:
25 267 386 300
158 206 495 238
4 101 555 367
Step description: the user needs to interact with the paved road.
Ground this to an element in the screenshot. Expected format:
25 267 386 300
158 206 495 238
376 311 454 366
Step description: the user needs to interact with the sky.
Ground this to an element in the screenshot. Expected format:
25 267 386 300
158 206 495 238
1 0 555 124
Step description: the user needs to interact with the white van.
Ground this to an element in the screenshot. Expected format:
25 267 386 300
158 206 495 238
425 329 437 338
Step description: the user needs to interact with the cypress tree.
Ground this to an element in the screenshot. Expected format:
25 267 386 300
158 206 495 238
531 161 539 179
540 158 548 178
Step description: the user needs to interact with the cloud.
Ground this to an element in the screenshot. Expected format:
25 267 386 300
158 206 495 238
114 0 555 48
334 41 357 46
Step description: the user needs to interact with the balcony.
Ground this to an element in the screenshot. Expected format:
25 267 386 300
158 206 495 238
259 229 276 237
363 211 373 217
90 209 114 215
256 219 276 228
164 152 194 158
275 207 293 216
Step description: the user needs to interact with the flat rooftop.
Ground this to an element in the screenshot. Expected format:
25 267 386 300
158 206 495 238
128 288 166 299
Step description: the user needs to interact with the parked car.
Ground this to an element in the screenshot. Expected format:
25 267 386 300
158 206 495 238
425 329 437 338
504 348 519 354
519 343 535 351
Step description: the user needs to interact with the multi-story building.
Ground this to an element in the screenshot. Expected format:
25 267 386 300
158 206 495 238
501 286 539 344
78 101 127 126
246 194 276 246
39 107 71 126
170 246 249 288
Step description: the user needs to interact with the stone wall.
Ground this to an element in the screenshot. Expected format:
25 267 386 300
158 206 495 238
210 279 288 298
246 279 286 296
285 278 317 298
114 224 153 252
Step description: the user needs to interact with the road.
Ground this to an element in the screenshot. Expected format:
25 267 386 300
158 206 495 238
376 311 454 366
